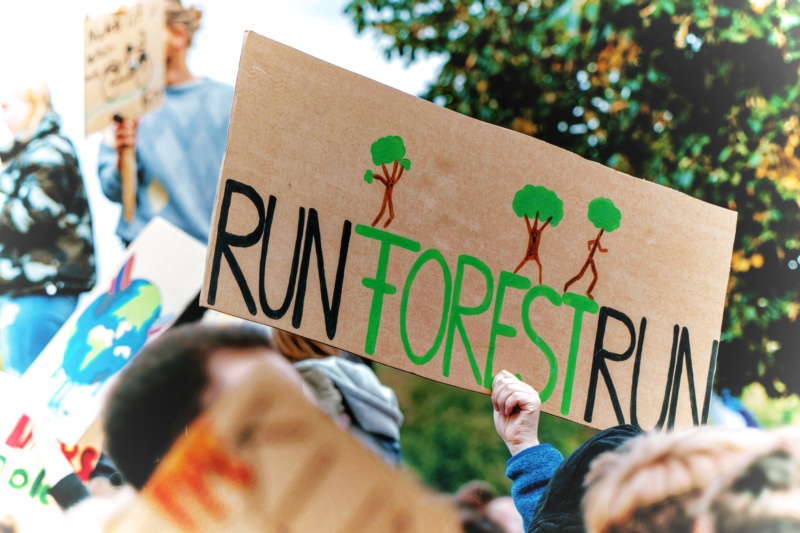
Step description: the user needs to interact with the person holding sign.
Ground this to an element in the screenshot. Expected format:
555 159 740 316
0 73 96 375
98 0 233 246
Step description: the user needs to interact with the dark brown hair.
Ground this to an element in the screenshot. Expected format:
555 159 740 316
102 323 272 489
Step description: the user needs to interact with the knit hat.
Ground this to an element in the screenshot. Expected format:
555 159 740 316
165 0 202 39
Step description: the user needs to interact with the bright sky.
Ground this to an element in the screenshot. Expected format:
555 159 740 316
0 0 444 277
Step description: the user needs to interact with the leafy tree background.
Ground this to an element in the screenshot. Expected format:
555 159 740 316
347 0 800 494
377 366 597 493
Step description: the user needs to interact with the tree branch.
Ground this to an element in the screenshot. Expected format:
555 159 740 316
394 166 405 184
524 214 532 233
540 217 551 231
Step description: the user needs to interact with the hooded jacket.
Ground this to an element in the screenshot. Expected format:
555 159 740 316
295 357 404 465
0 113 95 296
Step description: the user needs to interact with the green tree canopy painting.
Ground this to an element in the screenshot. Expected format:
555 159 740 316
564 197 622 299
346 0 800 398
588 198 622 232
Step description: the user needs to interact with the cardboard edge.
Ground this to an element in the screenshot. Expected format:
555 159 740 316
232 33 740 224
200 30 253 308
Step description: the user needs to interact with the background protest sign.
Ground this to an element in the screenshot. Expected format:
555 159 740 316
20 218 206 446
115 364 459 532
84 0 165 136
0 372 104 530
201 33 738 431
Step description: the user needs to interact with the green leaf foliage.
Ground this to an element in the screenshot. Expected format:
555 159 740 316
347 0 800 399
371 135 407 166
400 158 411 171
587 197 621 232
364 169 374 183
512 184 564 226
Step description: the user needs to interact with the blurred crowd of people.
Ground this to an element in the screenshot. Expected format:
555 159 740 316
0 0 798 532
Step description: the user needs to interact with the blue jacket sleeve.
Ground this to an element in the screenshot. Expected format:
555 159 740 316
97 142 122 202
506 443 564 531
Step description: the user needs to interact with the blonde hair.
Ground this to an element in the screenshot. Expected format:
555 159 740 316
271 329 339 362
165 0 202 43
583 427 771 533
0 74 52 143
696 427 800 532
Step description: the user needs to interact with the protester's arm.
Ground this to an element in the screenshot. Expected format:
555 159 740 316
492 370 542 455
492 370 564 530
97 119 136 202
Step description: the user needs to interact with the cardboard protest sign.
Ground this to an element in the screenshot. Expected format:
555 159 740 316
0 372 104 530
84 0 166 136
115 364 459 532
20 218 206 445
201 33 738 431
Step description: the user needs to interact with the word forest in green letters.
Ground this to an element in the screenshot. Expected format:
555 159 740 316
201 33 737 431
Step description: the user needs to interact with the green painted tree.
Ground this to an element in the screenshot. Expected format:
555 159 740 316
346 0 800 398
511 184 564 284
564 198 622 299
364 135 411 228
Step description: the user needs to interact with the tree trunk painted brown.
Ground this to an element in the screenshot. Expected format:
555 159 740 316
564 228 605 299
513 214 545 284
370 162 403 228
384 187 395 228
371 186 389 227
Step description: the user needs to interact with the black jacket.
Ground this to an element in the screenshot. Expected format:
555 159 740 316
528 424 643 533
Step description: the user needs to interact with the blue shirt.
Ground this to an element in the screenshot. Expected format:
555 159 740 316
507 443 564 531
98 78 234 244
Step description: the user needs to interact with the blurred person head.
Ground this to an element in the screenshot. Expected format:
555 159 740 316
164 0 202 71
272 328 339 362
0 72 52 143
694 427 800 533
582 426 771 533
487 496 524 533
103 323 309 490
454 480 498 512
165 0 202 42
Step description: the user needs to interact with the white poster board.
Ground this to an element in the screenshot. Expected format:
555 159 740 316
19 218 206 445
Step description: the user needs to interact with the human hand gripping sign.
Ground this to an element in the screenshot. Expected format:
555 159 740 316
492 370 542 457
112 115 138 223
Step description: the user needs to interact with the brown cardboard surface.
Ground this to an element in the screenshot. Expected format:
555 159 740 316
201 32 738 431
84 0 165 135
117 365 459 532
